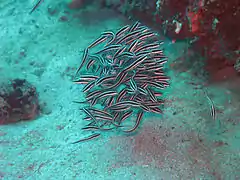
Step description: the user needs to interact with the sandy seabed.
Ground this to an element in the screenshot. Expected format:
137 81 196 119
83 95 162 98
0 1 240 180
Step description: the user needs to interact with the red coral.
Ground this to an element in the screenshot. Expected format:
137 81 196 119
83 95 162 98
0 79 39 125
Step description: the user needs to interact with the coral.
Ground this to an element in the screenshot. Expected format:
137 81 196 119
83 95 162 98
234 55 240 73
0 79 39 125
68 0 86 9
67 0 96 9
0 97 10 123
98 0 240 81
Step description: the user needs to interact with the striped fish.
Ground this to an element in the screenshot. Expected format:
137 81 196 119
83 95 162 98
122 110 144 133
116 89 127 103
134 43 160 53
107 71 128 89
75 48 89 76
116 25 130 38
129 21 141 32
95 44 122 54
108 105 131 112
86 90 102 100
116 29 143 44
89 108 113 118
95 75 115 86
82 81 95 93
123 56 148 73
71 133 101 144
121 110 133 123
94 91 118 101
82 107 97 122
88 36 108 49
108 100 142 109
86 59 96 70
29 0 44 14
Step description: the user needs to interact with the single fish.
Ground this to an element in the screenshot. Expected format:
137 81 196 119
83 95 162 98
128 39 140 52
203 89 216 121
150 107 163 114
88 36 108 49
146 88 158 102
75 48 89 76
123 55 147 73
95 44 121 54
115 25 130 38
108 105 131 112
86 59 95 70
147 81 165 89
129 21 141 32
122 110 144 133
94 91 118 102
95 75 115 86
81 107 97 122
107 71 128 89
129 78 138 92
89 108 113 118
106 96 115 107
116 89 127 103
77 75 99 81
138 31 156 41
29 0 44 14
121 110 133 123
109 100 142 109
86 90 102 100
82 81 95 93
135 42 161 52
71 133 101 144
116 29 143 44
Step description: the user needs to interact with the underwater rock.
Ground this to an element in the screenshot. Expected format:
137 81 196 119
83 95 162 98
68 0 96 9
97 0 240 79
68 0 85 9
0 79 39 125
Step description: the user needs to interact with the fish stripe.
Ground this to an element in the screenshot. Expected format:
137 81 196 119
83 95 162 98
71 133 101 144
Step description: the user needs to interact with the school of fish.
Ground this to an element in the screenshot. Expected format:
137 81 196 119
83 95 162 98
72 22 170 143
